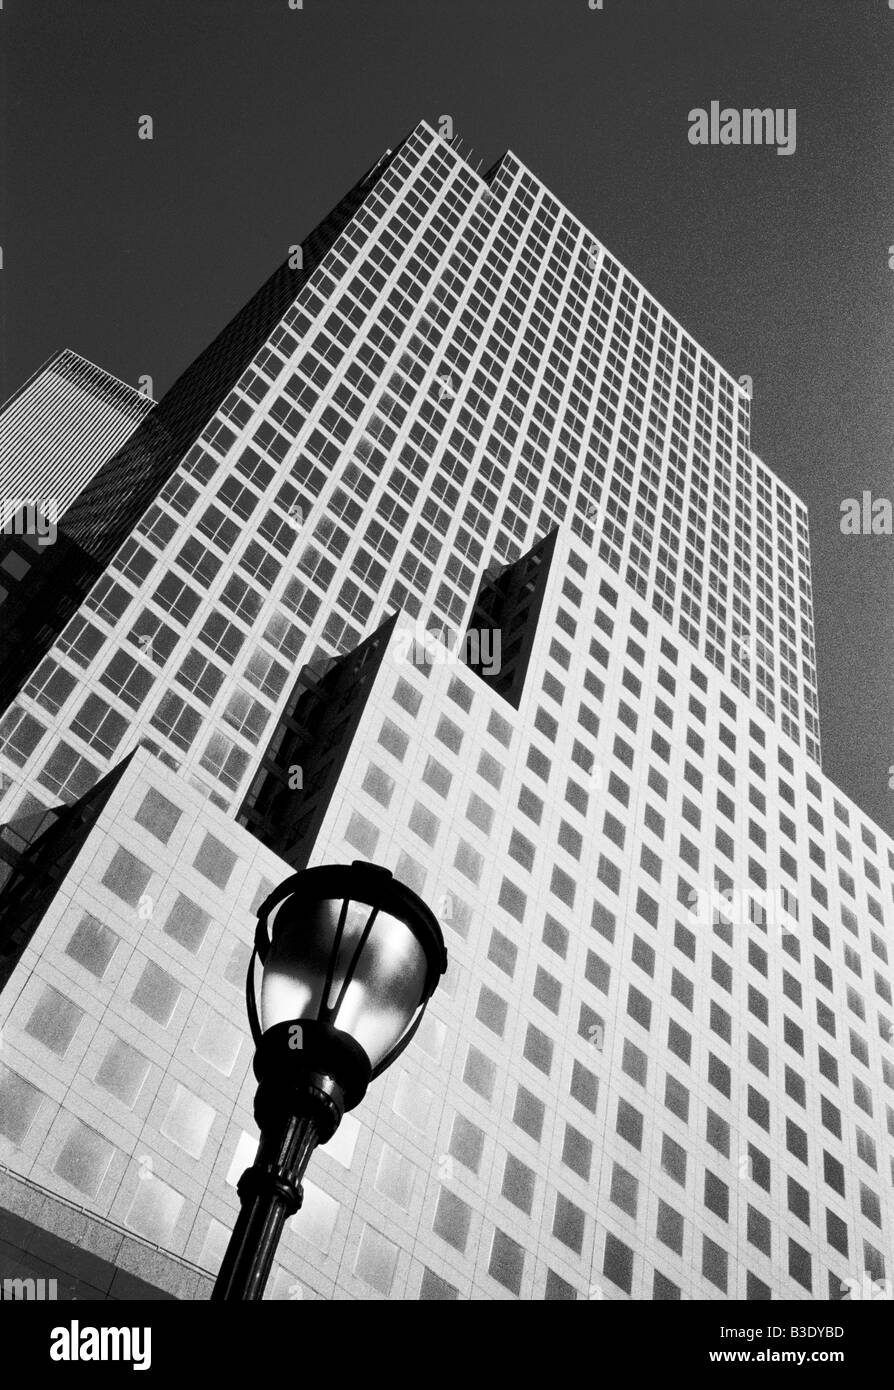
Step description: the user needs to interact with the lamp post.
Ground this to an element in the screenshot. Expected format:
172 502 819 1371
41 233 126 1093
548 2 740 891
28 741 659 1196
211 859 447 1301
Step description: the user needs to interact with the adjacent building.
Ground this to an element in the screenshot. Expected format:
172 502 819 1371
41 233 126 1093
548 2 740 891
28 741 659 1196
0 349 156 530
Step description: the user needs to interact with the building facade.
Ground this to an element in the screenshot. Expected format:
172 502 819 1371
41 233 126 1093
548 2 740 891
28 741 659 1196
0 349 155 539
0 119 890 1300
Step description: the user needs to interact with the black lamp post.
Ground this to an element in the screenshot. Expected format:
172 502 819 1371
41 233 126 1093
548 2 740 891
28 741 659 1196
211 859 447 1301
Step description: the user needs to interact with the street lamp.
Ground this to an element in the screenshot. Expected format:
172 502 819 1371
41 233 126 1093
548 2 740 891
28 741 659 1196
211 859 447 1301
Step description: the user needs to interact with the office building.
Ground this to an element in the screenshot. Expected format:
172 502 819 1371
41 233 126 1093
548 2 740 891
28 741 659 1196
0 120 889 1301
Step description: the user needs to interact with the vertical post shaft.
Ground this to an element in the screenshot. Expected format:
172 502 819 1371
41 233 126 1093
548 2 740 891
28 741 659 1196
211 1113 319 1301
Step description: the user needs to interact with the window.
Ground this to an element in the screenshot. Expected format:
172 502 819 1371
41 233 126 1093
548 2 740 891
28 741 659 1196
476 985 508 1037
199 731 251 791
134 788 181 844
24 985 84 1057
151 573 201 626
448 1114 485 1174
23 659 77 716
175 650 225 706
661 1134 687 1186
656 1200 684 1255
553 1193 585 1253
243 648 288 701
0 706 47 766
432 1189 471 1253
100 650 155 710
523 1023 553 1074
37 741 100 800
616 1098 643 1149
150 692 202 753
703 1236 728 1292
501 1153 535 1213
512 1085 545 1139
609 1162 638 1216
602 1233 633 1294
65 913 119 979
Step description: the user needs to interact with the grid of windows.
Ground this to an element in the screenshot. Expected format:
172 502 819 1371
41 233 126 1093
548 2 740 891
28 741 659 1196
0 119 885 1305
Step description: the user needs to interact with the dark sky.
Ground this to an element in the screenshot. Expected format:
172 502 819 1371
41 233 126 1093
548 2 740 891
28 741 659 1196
3 0 893 834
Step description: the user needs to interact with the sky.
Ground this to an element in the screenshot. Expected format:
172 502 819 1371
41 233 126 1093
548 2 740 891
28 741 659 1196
3 0 893 833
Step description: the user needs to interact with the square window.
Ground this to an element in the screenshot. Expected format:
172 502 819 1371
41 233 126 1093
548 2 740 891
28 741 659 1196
545 1269 576 1301
603 1233 633 1294
435 715 464 754
354 1224 399 1296
561 1124 592 1179
543 915 568 957
419 1269 458 1301
193 1009 242 1075
101 847 152 906
345 810 380 856
25 985 83 1056
553 1192 585 1253
617 1098 643 1149
661 1134 687 1186
131 961 182 1026
502 1153 535 1213
0 1064 44 1144
665 1075 689 1122
94 1037 150 1108
570 1060 598 1113
393 1070 434 1131
621 1038 648 1085
378 718 409 761
160 1083 216 1159
433 1188 472 1252
788 1238 812 1292
476 985 507 1037
65 913 119 979
657 1200 684 1255
498 877 527 922
489 1228 524 1295
448 1113 485 1173
362 763 396 807
375 1145 417 1212
703 1236 729 1291
487 709 513 746
488 929 518 976
463 1046 496 1100
747 1204 772 1255
455 839 484 884
54 1121 115 1199
478 751 504 789
409 801 440 847
125 1175 184 1245
512 1085 545 1140
467 793 495 835
133 787 182 844
393 677 423 716
705 1171 730 1221
193 832 237 889
421 755 452 797
609 1162 638 1216
164 893 211 954
533 966 562 1014
706 1109 730 1157
523 1023 553 1074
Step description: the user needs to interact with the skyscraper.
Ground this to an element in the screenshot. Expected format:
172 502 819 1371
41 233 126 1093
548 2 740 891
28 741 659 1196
0 349 156 529
0 119 890 1302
